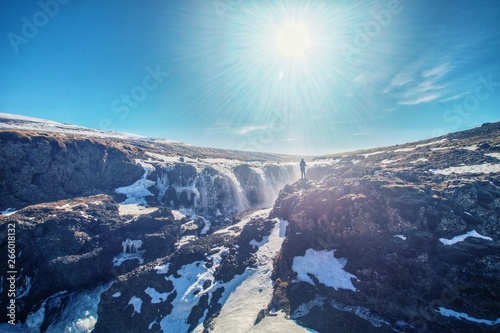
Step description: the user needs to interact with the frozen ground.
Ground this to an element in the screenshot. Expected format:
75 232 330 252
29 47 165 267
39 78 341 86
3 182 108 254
196 213 312 333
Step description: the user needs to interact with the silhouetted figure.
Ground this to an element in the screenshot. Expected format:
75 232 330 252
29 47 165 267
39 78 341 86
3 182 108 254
299 158 306 179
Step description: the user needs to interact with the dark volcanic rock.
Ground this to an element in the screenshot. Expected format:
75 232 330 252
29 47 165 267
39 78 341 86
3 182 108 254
93 214 277 333
1 121 500 332
271 165 500 332
0 130 143 210
0 195 179 323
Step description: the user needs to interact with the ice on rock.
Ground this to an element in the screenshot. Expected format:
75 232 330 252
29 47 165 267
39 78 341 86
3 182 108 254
113 239 145 266
438 307 500 325
439 230 493 245
122 239 142 253
115 160 155 206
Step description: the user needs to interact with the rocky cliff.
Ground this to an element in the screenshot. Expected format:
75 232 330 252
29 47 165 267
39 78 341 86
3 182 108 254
0 120 499 332
0 122 297 332
0 130 144 210
270 122 500 333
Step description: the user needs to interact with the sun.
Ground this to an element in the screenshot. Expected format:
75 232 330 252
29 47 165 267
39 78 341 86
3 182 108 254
275 22 312 57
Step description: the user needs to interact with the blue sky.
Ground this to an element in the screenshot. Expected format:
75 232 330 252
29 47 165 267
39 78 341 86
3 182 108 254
1 0 499 155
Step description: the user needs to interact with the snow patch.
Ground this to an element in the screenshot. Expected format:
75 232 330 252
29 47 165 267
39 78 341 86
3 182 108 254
394 147 415 152
145 152 192 164
380 158 402 165
160 246 230 332
15 284 112 333
439 230 493 245
175 235 198 249
291 296 327 319
486 153 500 160
463 145 478 151
416 139 448 148
410 158 428 164
201 157 240 164
128 296 143 315
394 235 407 240
431 147 452 151
1 208 17 216
118 204 158 216
55 203 87 211
431 163 500 175
279 219 288 237
361 151 386 158
145 287 170 303
206 219 307 333
438 307 500 325
199 215 211 235
154 263 170 274
250 235 269 247
292 249 359 291
171 209 186 220
112 292 122 298
214 208 272 236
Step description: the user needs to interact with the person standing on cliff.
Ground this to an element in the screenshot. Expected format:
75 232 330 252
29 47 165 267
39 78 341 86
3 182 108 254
300 158 306 179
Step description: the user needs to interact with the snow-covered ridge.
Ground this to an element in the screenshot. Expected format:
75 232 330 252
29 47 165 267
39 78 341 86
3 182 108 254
0 112 144 139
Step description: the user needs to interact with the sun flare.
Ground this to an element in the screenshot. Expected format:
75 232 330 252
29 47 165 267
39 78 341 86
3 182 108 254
275 22 312 57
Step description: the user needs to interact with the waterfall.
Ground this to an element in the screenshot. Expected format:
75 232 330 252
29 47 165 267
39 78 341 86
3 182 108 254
136 156 297 219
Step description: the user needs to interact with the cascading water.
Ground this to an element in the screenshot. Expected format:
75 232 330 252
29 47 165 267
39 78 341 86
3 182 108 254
149 159 296 218
251 164 295 207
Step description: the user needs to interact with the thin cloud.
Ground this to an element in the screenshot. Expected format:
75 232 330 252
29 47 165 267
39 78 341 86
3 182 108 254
234 124 271 135
386 62 454 105
422 63 451 79
399 94 441 105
